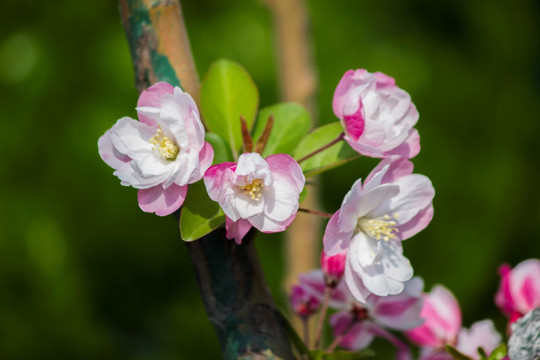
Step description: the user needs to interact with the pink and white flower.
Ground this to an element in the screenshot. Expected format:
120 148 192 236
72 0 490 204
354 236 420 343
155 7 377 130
407 285 502 360
495 259 540 324
329 277 424 359
406 285 461 352
323 156 434 300
204 152 305 243
98 82 213 216
456 320 502 359
333 69 420 159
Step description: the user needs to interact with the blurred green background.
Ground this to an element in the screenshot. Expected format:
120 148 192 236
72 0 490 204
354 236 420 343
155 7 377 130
1 0 539 359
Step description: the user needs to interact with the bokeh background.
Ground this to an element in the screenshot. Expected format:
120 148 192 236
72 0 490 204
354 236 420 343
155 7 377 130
1 0 539 359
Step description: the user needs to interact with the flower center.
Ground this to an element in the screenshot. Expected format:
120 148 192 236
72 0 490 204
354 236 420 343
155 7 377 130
357 214 399 241
150 128 179 161
241 179 264 201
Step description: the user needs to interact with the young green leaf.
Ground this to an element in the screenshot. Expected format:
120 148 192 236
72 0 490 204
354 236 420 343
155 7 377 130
180 181 225 241
293 122 358 177
487 344 507 360
200 59 259 157
205 132 234 165
253 102 312 157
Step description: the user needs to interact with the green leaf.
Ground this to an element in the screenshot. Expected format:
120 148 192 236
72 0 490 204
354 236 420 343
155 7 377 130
253 102 312 157
180 181 225 241
487 344 507 360
205 132 234 165
446 345 474 360
200 59 259 157
293 122 358 177
319 350 375 359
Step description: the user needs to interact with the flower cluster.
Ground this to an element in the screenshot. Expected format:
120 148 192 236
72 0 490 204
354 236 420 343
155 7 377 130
99 82 305 244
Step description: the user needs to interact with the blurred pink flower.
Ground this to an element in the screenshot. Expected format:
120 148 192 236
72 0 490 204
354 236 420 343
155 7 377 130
329 277 424 359
323 156 434 300
290 283 321 318
406 285 461 349
495 259 540 324
98 82 213 216
333 69 420 159
407 285 502 360
204 153 304 243
456 320 502 359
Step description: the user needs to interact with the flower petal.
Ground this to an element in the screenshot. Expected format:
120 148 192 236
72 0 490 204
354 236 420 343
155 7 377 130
323 210 354 256
98 129 131 170
225 217 252 244
137 183 187 216
249 210 297 233
136 82 175 127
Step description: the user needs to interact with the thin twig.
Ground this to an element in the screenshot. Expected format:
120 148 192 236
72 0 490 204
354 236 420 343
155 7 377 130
302 316 310 348
298 208 333 219
297 132 345 164
313 287 333 348
326 318 358 352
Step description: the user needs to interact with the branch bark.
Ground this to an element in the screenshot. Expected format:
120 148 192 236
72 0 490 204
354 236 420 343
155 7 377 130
119 1 294 358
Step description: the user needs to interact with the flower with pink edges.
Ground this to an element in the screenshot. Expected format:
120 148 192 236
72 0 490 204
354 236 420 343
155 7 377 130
407 285 502 360
323 156 434 301
329 277 424 360
204 152 305 244
98 82 213 216
333 69 420 159
406 285 461 359
495 258 540 325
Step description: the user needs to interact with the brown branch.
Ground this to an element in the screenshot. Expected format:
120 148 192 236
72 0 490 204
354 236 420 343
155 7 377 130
119 1 293 358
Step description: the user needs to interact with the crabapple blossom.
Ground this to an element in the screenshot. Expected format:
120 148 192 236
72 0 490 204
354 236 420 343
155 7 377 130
456 320 502 359
333 69 420 158
204 152 305 244
495 259 540 324
406 285 461 350
407 285 502 360
98 82 213 216
329 277 424 360
323 156 434 300
289 271 324 318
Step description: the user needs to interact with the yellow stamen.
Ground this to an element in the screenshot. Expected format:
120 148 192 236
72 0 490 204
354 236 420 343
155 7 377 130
150 128 179 160
357 214 399 241
241 179 264 201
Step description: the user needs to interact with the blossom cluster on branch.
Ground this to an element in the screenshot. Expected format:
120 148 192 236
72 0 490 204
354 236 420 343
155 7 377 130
98 62 539 359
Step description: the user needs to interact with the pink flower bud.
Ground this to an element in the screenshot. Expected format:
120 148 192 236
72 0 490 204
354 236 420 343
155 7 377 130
321 251 347 287
495 259 540 324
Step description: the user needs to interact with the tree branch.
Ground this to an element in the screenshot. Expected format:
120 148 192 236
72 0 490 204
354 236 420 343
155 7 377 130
119 1 293 358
